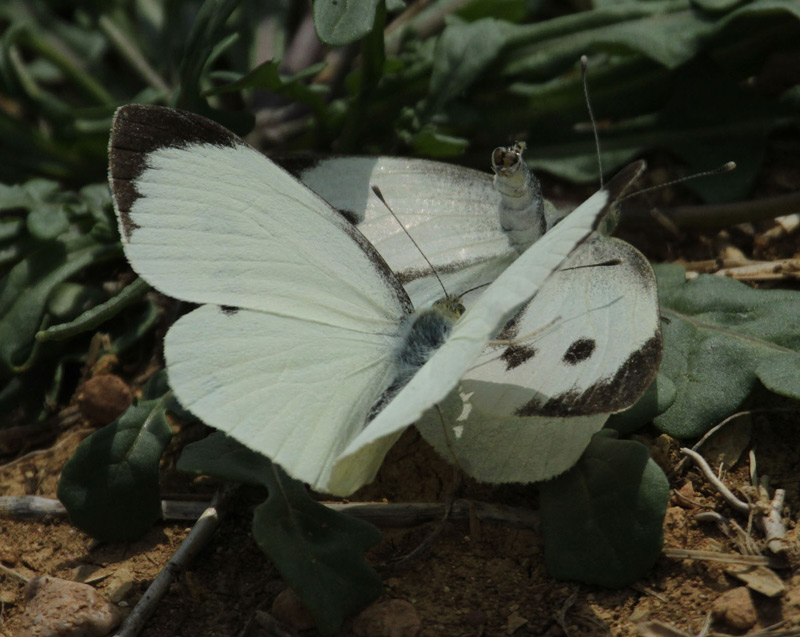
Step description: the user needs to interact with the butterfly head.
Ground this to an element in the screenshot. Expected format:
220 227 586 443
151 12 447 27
431 295 465 323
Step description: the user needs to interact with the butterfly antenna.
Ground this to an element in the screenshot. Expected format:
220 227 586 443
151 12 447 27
372 185 449 298
459 281 491 298
581 55 604 187
619 162 737 204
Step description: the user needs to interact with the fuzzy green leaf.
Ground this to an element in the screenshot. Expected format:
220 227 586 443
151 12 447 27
314 0 383 46
57 378 174 542
655 264 800 438
424 18 509 117
540 430 669 587
606 373 676 435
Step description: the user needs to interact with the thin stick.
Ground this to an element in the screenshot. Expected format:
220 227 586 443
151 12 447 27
0 495 541 530
112 485 236 637
662 548 778 566
680 448 751 514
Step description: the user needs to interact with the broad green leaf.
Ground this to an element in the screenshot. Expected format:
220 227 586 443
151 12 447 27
648 62 786 201
179 433 382 635
456 0 528 23
606 373 677 435
57 376 174 542
423 18 510 117
655 264 800 438
540 430 669 587
46 282 106 321
313 0 383 46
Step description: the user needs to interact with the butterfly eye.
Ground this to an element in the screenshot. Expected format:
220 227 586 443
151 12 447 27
563 338 597 365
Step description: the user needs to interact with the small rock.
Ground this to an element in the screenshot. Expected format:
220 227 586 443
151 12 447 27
108 578 134 603
353 599 421 637
0 548 19 565
0 589 17 604
506 612 528 634
783 587 800 621
271 588 316 631
712 587 757 631
77 374 133 425
17 575 122 637
629 600 651 623
675 481 695 504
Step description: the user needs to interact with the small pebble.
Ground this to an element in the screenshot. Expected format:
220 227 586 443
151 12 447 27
271 588 316 631
353 599 421 637
17 575 121 637
77 374 133 425
712 587 757 631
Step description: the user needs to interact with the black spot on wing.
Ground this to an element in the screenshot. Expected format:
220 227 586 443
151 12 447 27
502 344 536 370
562 338 596 365
220 305 239 316
514 333 662 418
108 105 242 241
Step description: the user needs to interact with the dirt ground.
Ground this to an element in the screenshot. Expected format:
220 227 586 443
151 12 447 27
1 398 800 636
2 156 800 636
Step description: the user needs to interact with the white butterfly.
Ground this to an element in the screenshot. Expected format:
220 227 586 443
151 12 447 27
108 105 645 494
287 146 662 483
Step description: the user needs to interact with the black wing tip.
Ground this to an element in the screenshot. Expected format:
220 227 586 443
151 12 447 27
604 160 646 203
108 105 245 242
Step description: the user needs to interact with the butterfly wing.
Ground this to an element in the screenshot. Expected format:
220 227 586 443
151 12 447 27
330 162 647 485
463 235 662 419
288 156 521 307
414 235 661 483
109 105 413 494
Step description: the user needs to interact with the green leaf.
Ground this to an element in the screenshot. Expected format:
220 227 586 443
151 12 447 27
208 59 328 117
655 264 800 438
179 433 382 635
456 0 528 23
176 0 241 111
26 203 70 240
649 62 786 201
0 236 119 374
57 382 174 542
540 430 669 587
410 127 469 156
606 373 677 435
313 0 383 46
423 18 509 118
37 277 150 343
46 282 106 321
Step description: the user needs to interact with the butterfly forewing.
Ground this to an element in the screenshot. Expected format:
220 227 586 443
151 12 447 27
465 236 662 418
108 105 414 495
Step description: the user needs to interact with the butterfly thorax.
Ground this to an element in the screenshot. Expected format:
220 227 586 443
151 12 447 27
367 296 465 420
